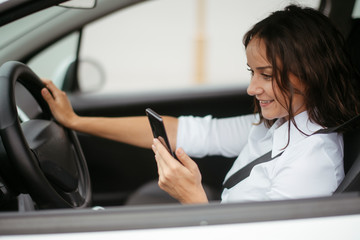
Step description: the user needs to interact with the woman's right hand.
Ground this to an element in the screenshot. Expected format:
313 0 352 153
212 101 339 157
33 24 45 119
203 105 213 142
152 139 208 204
41 80 79 128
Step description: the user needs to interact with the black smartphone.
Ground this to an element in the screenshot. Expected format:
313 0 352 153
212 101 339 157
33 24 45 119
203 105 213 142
145 108 177 159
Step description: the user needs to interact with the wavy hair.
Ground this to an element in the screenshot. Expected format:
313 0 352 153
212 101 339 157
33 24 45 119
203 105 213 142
244 5 359 132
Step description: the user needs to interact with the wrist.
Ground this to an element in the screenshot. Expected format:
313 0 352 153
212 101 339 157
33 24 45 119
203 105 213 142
180 190 209 204
65 114 81 130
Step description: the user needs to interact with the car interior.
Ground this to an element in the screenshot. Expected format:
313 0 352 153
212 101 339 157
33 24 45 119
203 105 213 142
0 0 360 214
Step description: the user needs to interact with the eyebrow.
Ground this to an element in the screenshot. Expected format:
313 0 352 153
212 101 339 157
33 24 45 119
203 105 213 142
256 66 272 70
247 64 272 70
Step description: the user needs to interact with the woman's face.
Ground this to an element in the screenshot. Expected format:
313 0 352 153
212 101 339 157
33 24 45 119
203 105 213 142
246 38 306 121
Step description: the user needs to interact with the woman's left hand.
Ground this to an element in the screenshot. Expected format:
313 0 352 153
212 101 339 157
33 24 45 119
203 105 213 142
152 139 208 204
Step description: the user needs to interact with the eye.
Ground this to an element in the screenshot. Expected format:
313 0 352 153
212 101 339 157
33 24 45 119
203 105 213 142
261 73 272 80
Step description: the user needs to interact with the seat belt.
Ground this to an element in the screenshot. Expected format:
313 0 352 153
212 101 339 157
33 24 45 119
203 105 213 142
222 114 360 190
223 151 283 189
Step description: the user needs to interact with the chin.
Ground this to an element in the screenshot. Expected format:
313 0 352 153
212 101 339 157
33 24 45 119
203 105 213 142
261 113 277 121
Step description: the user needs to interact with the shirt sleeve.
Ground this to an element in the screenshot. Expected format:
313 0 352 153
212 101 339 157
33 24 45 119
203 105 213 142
176 114 257 158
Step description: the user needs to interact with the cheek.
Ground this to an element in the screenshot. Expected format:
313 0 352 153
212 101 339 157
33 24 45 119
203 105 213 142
270 83 286 105
274 92 288 107
292 94 306 110
273 88 306 115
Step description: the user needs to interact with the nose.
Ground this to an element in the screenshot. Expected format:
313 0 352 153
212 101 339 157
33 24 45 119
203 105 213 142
247 77 263 96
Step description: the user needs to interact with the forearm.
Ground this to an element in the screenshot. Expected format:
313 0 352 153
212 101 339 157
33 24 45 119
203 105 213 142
41 81 179 149
69 115 178 149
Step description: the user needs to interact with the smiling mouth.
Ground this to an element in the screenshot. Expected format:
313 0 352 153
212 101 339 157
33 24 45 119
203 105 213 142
259 100 274 104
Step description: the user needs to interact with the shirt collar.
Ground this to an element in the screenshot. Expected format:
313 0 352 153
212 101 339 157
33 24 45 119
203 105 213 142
271 111 324 157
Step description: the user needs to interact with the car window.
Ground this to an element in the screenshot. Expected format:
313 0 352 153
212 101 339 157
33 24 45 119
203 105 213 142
79 0 320 93
27 32 80 88
353 0 360 18
27 0 320 93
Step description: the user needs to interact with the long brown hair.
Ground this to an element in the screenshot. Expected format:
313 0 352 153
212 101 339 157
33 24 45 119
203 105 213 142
244 5 359 132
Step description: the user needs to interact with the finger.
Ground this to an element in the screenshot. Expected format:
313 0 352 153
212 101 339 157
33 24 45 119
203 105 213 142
41 87 54 104
152 140 169 170
153 138 177 166
44 81 64 99
41 78 52 85
152 144 168 187
175 148 198 172
151 141 157 154
156 158 165 180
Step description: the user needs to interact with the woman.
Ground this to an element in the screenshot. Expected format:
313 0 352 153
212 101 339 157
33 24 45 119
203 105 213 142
41 5 359 204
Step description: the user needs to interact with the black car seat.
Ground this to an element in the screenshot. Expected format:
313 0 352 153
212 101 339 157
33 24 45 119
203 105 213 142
335 18 360 193
336 128 360 192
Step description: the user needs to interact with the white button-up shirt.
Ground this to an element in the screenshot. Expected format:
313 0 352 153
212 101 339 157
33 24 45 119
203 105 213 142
177 111 344 203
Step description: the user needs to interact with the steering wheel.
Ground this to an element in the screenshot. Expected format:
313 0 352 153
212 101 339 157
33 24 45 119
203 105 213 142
0 61 91 209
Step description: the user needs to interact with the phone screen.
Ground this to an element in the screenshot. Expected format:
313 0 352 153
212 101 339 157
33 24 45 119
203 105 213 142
145 108 177 159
